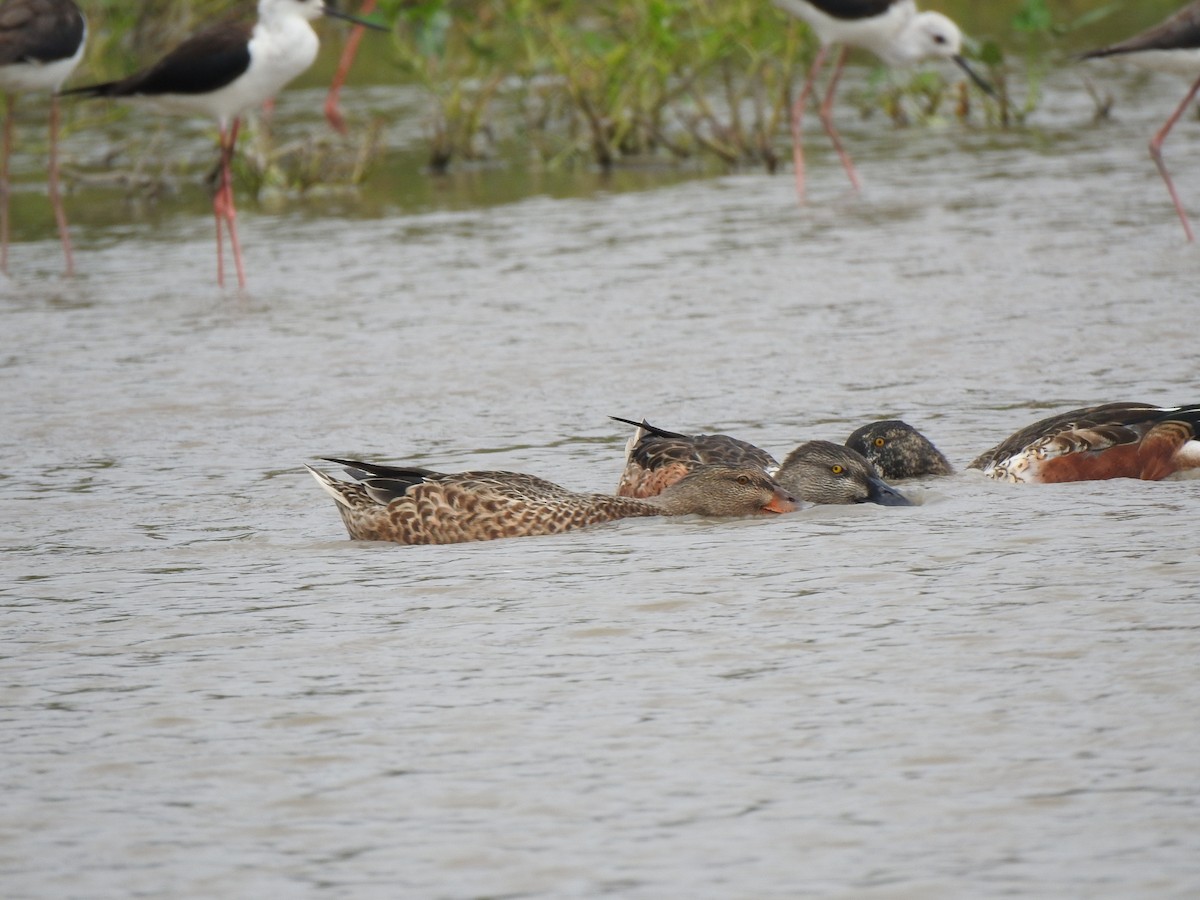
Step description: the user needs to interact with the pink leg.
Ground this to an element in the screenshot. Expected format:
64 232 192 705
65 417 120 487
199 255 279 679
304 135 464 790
220 118 246 290
817 47 861 193
214 125 228 288
325 0 379 135
790 45 829 205
2 95 13 275
48 95 75 276
1150 71 1200 243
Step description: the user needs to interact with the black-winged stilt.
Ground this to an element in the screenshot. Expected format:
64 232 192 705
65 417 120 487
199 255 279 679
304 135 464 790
64 0 385 289
1081 2 1200 242
772 0 993 203
0 0 86 276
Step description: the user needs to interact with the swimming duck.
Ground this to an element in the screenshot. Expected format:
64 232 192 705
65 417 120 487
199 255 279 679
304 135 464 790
969 402 1200 483
309 457 799 545
613 417 912 506
844 420 954 480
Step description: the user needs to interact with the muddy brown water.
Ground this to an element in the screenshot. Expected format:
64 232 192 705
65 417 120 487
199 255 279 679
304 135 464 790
3 67 1199 897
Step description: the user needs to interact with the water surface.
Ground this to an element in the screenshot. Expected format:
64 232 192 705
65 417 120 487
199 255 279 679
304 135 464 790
2 67 1200 897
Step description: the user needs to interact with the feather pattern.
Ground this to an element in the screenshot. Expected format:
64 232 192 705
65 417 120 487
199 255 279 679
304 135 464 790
310 457 798 546
970 403 1200 483
613 417 911 506
844 419 954 480
612 416 777 499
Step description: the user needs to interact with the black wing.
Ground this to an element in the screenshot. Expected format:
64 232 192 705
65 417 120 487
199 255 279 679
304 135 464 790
66 20 252 98
0 0 84 67
1081 4 1200 58
802 0 902 22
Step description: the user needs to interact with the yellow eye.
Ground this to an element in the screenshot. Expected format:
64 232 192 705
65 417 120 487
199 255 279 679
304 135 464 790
831 465 844 475
736 474 750 485
874 437 885 448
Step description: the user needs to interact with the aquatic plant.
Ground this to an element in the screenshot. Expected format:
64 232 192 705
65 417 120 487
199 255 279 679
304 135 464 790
482 0 804 171
978 0 1125 127
57 0 1187 192
236 115 386 197
389 0 511 172
82 0 233 79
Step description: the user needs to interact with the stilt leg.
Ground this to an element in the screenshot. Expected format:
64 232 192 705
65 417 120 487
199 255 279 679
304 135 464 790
1150 71 1200 243
222 118 246 290
325 0 378 134
817 47 861 193
214 125 228 288
48 95 74 276
790 45 829 205
2 95 14 275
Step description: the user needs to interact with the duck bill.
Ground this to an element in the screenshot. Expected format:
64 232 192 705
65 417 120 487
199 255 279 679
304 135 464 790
762 492 801 514
864 476 912 507
953 55 997 98
324 7 390 30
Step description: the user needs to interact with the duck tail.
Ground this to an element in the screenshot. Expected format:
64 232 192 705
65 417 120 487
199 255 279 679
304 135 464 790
608 416 689 440
306 465 355 510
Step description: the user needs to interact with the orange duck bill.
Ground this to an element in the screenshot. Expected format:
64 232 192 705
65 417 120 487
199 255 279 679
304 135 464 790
762 490 802 514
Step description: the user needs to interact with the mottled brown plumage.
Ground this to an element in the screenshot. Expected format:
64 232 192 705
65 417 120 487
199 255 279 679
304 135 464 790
310 457 799 545
613 416 776 498
614 417 911 506
844 420 953 480
969 402 1200 483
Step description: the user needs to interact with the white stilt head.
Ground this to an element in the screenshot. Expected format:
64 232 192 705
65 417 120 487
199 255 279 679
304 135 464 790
258 0 328 24
886 11 963 66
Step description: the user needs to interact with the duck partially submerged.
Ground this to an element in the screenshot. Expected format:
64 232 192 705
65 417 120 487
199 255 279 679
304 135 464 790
844 420 953 480
775 440 914 506
310 457 799 545
613 417 912 506
969 402 1200 483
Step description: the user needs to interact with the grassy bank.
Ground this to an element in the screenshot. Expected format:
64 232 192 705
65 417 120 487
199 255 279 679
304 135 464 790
62 0 1190 187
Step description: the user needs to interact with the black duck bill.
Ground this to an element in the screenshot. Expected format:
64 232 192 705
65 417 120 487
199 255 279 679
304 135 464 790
865 475 913 506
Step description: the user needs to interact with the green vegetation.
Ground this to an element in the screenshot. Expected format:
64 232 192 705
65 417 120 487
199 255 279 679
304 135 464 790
384 0 944 173
83 0 233 78
975 0 1126 127
63 0 1187 193
373 0 1180 173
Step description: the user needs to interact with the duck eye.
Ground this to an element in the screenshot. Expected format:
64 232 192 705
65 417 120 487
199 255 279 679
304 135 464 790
933 33 947 44
874 437 885 448
831 465 844 475
736 474 750 485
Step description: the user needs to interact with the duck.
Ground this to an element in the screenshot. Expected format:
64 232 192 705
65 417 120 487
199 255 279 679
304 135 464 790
309 457 799 545
969 402 1200 483
613 417 912 506
844 420 954 480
